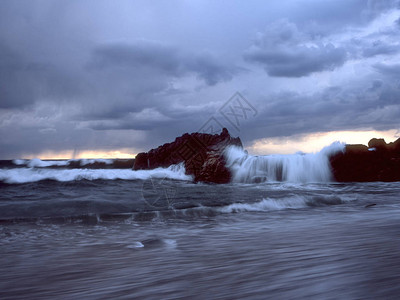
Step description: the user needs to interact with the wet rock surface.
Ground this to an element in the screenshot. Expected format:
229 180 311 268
133 128 242 183
329 138 400 182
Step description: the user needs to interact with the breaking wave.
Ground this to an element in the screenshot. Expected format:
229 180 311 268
0 163 191 184
0 194 349 224
225 142 345 183
220 195 346 213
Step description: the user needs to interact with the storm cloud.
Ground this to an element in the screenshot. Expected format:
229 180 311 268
243 19 347 77
0 0 400 158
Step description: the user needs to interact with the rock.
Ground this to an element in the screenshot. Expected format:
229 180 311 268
133 128 243 183
388 138 400 152
329 137 400 182
368 138 387 151
196 150 232 183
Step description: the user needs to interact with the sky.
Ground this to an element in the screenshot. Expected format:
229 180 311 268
1 0 400 159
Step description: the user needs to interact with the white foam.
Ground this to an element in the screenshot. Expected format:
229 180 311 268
77 159 114 166
13 158 116 168
220 194 345 213
128 242 145 248
12 159 27 165
0 163 192 184
220 197 308 213
27 158 69 168
224 142 345 183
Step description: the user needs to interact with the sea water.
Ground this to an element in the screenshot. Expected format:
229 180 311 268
1 148 400 299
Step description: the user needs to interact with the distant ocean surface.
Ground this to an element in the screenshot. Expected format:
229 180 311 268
1 146 400 299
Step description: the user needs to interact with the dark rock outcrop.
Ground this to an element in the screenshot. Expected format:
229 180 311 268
329 138 400 182
133 128 243 183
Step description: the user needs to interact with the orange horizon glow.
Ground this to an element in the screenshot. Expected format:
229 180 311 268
248 129 399 155
17 129 399 159
21 149 137 160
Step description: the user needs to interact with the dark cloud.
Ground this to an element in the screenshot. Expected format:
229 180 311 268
90 41 238 86
366 0 400 13
70 41 240 130
348 18 400 59
0 44 49 108
1 0 400 158
243 20 347 77
90 42 183 75
304 0 399 23
238 77 400 145
187 52 236 85
245 44 347 77
374 63 400 76
362 41 400 57
0 42 86 109
0 37 239 140
0 48 36 108
0 38 238 110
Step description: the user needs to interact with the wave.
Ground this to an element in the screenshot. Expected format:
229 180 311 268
27 158 69 168
75 158 114 166
0 163 192 184
0 194 348 224
225 142 345 183
220 195 345 213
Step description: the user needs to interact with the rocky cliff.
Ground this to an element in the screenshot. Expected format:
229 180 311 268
133 128 243 183
134 131 400 183
329 137 400 182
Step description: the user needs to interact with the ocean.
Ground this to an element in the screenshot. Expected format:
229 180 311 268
1 145 400 299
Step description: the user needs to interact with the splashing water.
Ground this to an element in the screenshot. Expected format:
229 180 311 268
224 142 345 183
